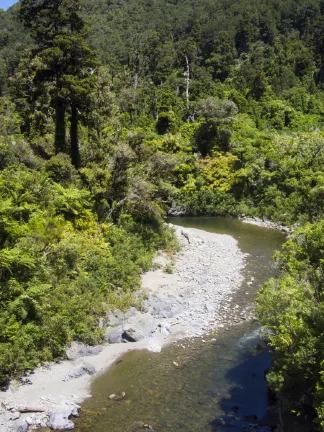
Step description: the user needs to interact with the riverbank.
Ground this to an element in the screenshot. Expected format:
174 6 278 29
238 216 292 234
0 225 246 431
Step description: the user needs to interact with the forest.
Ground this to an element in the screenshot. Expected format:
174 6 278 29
0 0 323 428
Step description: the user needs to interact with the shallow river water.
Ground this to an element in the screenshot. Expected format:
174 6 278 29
72 217 284 432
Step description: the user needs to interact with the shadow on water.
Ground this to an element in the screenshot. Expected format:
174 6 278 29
207 334 272 432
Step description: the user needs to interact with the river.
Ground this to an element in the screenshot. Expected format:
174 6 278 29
72 217 284 432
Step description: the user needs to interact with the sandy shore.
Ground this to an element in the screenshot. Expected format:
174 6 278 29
0 225 246 431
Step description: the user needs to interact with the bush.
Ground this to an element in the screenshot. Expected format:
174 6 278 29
177 189 239 216
44 153 77 184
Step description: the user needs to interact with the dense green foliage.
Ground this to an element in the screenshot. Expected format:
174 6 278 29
0 159 177 383
0 0 323 426
0 144 178 382
257 222 324 428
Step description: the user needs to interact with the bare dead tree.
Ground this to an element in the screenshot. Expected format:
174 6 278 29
184 54 190 120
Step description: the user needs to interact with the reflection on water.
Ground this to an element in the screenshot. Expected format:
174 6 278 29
73 217 284 432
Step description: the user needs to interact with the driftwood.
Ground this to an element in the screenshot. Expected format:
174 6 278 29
17 405 47 413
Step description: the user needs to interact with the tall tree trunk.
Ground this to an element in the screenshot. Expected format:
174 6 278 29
154 97 158 120
134 54 140 117
55 96 66 153
134 54 140 90
70 103 80 168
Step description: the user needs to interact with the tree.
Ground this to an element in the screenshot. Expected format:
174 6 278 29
19 0 98 167
195 97 238 155
311 16 324 85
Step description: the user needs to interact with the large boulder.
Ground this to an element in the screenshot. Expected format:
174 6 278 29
66 342 102 360
105 311 158 343
49 405 79 430
63 362 95 381
104 325 123 343
123 313 157 341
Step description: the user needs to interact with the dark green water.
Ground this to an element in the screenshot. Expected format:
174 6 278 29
73 217 284 432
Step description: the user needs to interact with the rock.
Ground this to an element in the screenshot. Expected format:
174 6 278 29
172 361 179 367
104 309 127 343
105 310 124 327
210 418 226 427
10 412 21 421
49 406 75 430
104 325 123 343
132 421 145 430
10 418 28 432
121 331 137 342
5 411 22 422
17 377 33 385
147 340 162 353
70 405 80 417
168 208 186 216
124 307 139 319
25 416 34 425
0 377 10 391
204 303 214 313
158 322 171 335
244 414 258 423
161 310 174 319
108 392 126 401
151 300 175 317
66 342 102 360
123 314 157 341
63 362 95 381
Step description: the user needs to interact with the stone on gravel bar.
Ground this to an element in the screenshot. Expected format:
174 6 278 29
49 406 76 430
9 418 28 432
66 342 103 360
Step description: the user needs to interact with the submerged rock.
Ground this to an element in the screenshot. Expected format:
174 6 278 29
259 406 279 427
132 421 145 430
108 392 126 401
244 414 258 423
